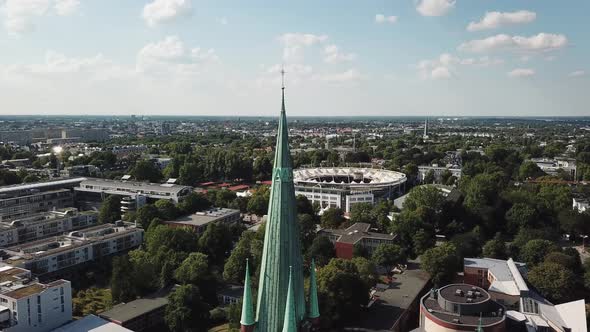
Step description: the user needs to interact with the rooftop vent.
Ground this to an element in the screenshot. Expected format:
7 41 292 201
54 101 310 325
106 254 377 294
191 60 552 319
455 289 464 297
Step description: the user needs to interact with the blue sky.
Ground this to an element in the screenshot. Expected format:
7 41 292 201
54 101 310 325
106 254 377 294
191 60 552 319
0 0 588 116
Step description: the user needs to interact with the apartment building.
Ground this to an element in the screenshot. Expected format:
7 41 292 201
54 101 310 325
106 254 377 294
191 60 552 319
0 209 98 247
0 178 86 222
164 208 241 234
75 178 192 204
0 266 72 332
3 223 143 277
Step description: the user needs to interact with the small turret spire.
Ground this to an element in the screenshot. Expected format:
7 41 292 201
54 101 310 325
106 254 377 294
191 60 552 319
281 267 297 332
308 259 320 322
240 260 255 330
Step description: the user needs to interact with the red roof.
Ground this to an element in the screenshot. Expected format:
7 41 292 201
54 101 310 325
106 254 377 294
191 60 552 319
199 182 216 186
228 184 250 191
261 180 272 185
217 182 231 188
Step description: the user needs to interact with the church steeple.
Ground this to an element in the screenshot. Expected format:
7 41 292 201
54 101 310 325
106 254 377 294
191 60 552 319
255 69 306 331
308 259 320 324
281 267 297 332
240 260 255 332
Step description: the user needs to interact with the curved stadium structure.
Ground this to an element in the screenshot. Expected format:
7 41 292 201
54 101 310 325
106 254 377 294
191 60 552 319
293 167 407 213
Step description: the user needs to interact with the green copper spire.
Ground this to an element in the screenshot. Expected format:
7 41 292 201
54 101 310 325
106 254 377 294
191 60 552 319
281 267 297 332
308 259 320 320
240 259 255 327
255 70 306 331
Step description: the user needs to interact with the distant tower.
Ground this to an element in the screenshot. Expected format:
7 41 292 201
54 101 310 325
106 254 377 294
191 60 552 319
423 117 429 140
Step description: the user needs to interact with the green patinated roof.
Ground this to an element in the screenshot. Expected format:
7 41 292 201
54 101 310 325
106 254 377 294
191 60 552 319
308 259 320 319
255 84 306 331
240 259 255 326
281 267 297 332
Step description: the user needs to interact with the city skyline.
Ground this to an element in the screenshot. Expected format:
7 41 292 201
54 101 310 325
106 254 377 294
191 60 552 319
0 0 588 116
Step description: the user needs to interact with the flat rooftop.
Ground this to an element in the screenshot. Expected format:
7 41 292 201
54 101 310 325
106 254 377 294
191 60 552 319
100 286 175 324
0 177 86 195
79 178 191 195
165 208 240 227
321 223 396 244
346 260 430 331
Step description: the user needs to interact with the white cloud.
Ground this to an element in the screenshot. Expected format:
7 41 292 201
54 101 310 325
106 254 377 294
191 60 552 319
431 66 451 79
279 33 328 63
0 0 81 34
2 50 133 82
216 17 228 25
137 36 218 75
418 53 503 79
458 33 568 53
508 68 535 78
323 44 356 64
569 70 586 77
313 69 363 83
1 0 51 34
142 0 192 27
416 0 455 17
467 10 536 32
54 0 80 16
375 14 397 24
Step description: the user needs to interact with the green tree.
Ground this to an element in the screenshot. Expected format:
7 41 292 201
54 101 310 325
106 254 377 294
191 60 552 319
482 233 507 259
320 207 345 229
420 242 460 286
520 239 559 267
528 262 578 303
174 253 210 285
316 258 371 327
519 161 545 180
349 203 375 225
155 199 180 220
131 159 163 183
423 170 435 184
247 186 270 215
505 203 537 234
371 244 404 272
298 214 317 252
99 195 121 224
198 223 233 266
165 285 210 332
111 255 136 303
129 249 158 294
544 252 579 272
146 225 198 254
296 195 315 216
178 193 211 215
306 236 336 267
134 204 159 229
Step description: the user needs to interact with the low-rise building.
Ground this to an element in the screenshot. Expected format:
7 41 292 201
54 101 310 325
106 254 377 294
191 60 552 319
319 223 396 259
463 257 587 332
418 284 506 332
0 178 86 222
0 209 98 247
418 165 462 184
99 286 175 332
164 208 241 234
0 266 72 332
217 285 244 305
3 223 143 277
530 157 577 178
51 314 132 332
572 195 589 213
75 178 192 204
